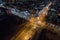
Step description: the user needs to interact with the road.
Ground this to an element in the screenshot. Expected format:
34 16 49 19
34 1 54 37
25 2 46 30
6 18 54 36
10 2 60 40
